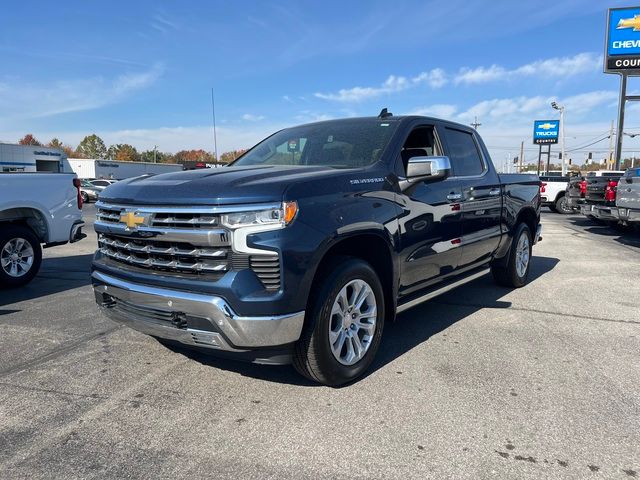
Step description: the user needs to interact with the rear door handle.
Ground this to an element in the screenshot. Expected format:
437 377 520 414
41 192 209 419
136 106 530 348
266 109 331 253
446 193 462 201
489 188 501 196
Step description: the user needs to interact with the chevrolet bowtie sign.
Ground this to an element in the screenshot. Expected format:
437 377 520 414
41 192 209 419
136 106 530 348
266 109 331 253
533 120 559 145
605 6 640 73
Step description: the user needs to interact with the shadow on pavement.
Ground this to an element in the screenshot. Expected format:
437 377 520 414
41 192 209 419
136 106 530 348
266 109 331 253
569 217 640 248
0 254 93 306
168 255 560 387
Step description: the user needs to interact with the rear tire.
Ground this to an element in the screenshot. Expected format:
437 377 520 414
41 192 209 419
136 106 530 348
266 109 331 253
293 257 385 387
81 191 90 204
491 223 532 288
555 195 572 214
0 224 42 288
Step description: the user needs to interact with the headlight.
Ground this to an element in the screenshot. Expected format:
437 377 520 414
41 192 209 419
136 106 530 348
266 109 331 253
220 201 298 229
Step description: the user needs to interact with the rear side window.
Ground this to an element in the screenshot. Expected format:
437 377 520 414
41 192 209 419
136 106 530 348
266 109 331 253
445 128 484 176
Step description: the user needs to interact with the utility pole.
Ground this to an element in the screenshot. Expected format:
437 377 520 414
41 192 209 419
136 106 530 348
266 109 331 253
211 88 218 162
153 145 158 163
551 102 566 175
471 116 481 130
519 141 524 173
608 120 615 170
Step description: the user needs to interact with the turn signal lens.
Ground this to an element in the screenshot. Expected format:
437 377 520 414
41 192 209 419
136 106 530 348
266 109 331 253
283 201 298 225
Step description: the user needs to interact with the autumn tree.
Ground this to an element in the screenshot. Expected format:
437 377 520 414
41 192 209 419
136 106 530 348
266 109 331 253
107 144 139 162
76 134 107 159
173 149 215 164
47 138 75 157
18 134 42 146
219 149 247 163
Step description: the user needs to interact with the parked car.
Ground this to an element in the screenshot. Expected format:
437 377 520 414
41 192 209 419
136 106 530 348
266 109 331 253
540 174 576 214
616 167 640 228
91 113 541 386
80 180 101 203
0 173 85 287
579 170 626 222
90 178 118 190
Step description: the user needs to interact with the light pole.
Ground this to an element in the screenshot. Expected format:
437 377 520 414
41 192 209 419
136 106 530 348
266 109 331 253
551 101 566 175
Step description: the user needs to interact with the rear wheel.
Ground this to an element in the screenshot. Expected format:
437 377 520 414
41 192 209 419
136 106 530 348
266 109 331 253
293 258 385 386
491 223 532 288
81 191 90 204
555 195 573 214
0 225 42 288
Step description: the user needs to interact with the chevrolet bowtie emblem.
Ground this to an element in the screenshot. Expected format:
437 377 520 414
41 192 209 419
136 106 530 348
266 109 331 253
617 15 640 31
120 211 146 229
537 123 556 130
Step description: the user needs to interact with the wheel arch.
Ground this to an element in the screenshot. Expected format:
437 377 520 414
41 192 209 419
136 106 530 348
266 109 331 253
0 208 49 242
307 232 397 324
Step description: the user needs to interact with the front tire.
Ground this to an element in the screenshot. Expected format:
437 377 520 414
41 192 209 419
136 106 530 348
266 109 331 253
491 223 532 288
0 225 42 288
293 258 385 386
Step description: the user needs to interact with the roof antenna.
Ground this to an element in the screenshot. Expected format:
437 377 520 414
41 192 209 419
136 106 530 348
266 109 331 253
378 107 393 118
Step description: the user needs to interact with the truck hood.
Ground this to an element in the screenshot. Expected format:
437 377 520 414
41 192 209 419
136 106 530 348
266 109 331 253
99 165 348 206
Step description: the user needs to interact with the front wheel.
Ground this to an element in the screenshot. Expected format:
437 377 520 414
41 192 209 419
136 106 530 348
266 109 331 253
491 223 532 288
0 225 42 288
293 258 385 386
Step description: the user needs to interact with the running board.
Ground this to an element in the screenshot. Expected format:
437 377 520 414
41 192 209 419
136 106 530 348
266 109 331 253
396 267 490 314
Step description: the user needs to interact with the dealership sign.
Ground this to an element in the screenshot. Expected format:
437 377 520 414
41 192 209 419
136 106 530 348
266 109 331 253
605 6 640 72
533 120 559 145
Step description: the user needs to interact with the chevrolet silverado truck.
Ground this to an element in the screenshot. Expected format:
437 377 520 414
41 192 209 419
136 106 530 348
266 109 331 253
92 114 541 386
540 174 575 214
579 170 625 222
0 173 85 288
617 167 640 228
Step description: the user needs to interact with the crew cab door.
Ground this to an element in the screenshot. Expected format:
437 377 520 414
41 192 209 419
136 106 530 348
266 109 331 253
395 123 464 297
441 126 502 268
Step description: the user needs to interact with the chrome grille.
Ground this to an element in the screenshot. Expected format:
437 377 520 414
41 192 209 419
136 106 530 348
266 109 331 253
96 204 220 229
250 255 281 291
98 234 230 275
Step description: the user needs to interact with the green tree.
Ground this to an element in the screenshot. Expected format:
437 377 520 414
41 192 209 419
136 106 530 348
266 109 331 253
107 144 139 162
18 134 42 146
76 134 107 159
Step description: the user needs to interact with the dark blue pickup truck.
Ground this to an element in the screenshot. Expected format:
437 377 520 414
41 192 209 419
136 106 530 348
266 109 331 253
92 113 541 386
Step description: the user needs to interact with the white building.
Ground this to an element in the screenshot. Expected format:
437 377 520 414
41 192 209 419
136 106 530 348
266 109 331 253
0 143 71 173
67 159 183 179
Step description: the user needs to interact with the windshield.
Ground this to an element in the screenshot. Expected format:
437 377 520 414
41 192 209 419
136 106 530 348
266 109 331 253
232 120 399 168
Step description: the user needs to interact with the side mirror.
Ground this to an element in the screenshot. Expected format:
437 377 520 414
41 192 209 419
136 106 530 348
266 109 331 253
401 156 451 190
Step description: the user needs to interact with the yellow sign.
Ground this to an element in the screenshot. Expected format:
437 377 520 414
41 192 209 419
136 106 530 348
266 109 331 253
538 123 556 130
119 211 145 229
617 15 640 31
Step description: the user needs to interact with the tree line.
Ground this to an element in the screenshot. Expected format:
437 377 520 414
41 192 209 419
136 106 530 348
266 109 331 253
17 133 246 165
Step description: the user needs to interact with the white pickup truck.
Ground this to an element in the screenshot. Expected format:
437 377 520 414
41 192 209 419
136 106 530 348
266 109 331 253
540 174 577 214
0 173 85 288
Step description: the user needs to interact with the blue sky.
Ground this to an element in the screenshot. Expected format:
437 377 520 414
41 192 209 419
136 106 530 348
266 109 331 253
2 0 640 165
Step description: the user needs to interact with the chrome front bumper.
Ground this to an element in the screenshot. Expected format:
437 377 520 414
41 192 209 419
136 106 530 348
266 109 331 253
92 271 305 353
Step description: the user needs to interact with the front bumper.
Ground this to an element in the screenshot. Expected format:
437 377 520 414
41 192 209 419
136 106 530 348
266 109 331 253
92 270 305 356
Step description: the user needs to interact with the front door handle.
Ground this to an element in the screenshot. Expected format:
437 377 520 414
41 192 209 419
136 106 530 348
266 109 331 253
489 188 501 196
446 193 462 201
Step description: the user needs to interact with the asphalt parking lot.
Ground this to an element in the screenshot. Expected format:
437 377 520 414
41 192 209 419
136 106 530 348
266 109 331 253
1 205 638 479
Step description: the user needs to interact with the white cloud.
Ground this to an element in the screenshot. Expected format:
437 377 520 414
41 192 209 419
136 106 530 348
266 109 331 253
0 63 164 121
242 113 265 121
407 104 458 118
455 52 601 85
314 69 447 102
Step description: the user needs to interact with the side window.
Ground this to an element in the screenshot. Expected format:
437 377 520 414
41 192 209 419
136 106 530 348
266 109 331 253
400 126 439 173
445 128 484 176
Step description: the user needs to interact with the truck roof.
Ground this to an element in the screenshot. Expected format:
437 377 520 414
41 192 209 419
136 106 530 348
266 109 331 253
293 115 475 132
